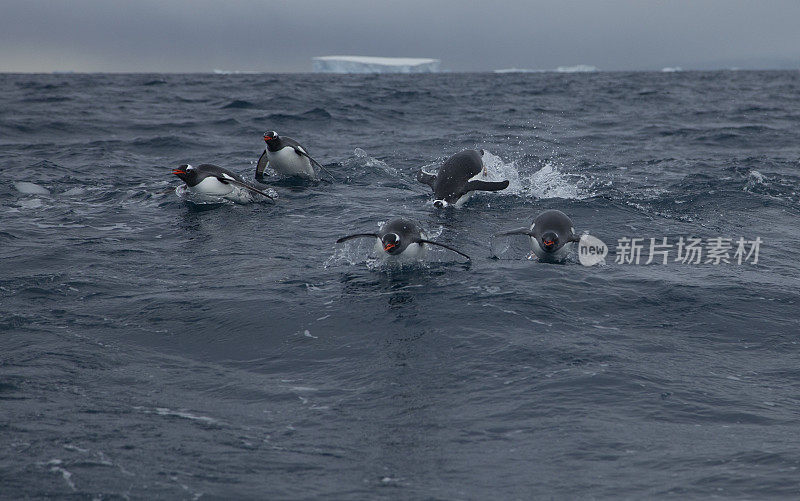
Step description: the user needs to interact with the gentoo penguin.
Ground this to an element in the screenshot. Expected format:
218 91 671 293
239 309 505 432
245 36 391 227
256 131 333 181
336 218 470 261
417 149 509 208
172 164 274 202
494 209 581 263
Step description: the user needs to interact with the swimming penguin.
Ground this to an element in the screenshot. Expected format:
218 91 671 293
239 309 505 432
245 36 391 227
494 209 581 263
417 149 509 208
256 131 333 181
172 164 274 202
336 218 470 261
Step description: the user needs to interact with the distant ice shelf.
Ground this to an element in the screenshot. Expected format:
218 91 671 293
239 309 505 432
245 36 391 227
556 65 598 73
212 69 261 75
312 56 441 74
494 68 545 74
494 65 599 74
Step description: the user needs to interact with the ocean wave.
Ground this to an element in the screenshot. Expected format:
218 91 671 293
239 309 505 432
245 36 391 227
266 107 332 121
131 135 193 149
20 96 72 103
221 99 256 109
337 147 416 189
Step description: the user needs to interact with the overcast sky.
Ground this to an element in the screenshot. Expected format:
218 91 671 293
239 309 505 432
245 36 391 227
1 0 799 72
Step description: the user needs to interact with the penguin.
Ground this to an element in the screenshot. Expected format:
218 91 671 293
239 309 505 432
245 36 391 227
417 149 509 208
336 218 470 261
494 209 581 263
172 164 274 202
256 131 333 181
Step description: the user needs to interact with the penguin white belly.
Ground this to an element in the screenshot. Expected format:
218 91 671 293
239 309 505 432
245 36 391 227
452 169 488 208
374 241 427 262
268 147 315 179
399 242 426 260
453 191 473 208
531 239 573 263
189 177 235 196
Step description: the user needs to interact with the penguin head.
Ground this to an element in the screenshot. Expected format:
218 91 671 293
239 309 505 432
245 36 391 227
381 233 402 255
263 131 279 144
172 164 198 185
541 231 559 252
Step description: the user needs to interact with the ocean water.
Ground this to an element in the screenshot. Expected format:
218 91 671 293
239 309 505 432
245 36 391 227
1 71 799 499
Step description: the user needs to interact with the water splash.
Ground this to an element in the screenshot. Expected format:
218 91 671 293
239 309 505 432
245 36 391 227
174 184 276 204
351 147 400 177
743 170 765 191
481 150 583 199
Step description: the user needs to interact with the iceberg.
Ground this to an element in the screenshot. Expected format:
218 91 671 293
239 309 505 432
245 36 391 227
312 56 441 74
494 68 545 74
494 65 599 74
555 65 598 73
212 69 261 75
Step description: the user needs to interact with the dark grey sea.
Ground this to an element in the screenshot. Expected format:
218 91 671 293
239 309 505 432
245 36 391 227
1 71 799 499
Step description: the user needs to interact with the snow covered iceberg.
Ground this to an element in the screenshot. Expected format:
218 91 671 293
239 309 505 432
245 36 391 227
493 65 599 74
312 56 441 74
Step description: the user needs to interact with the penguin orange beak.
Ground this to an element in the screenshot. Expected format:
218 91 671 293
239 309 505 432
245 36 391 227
383 242 397 252
543 239 555 247
172 169 186 175
264 136 272 142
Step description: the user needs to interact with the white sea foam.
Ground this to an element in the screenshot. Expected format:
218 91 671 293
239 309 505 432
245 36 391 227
16 198 44 209
748 170 765 184
154 407 218 424
744 170 765 191
14 181 50 195
134 406 218 424
40 460 76 491
175 184 275 204
481 150 583 199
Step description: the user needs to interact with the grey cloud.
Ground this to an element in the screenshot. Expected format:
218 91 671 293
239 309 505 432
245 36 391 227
1 0 799 72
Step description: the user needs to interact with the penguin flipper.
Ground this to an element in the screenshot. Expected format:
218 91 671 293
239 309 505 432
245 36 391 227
416 170 436 188
255 150 270 182
465 179 510 192
294 146 337 182
417 239 471 261
218 177 275 200
493 227 536 238
336 233 379 244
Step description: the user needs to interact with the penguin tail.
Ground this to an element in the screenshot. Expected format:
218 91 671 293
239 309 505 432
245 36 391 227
416 169 436 188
